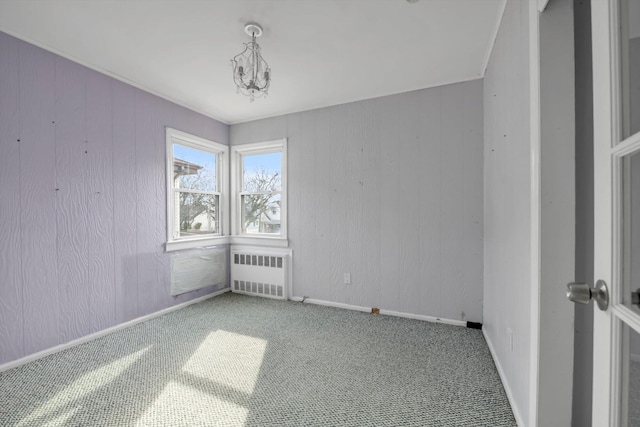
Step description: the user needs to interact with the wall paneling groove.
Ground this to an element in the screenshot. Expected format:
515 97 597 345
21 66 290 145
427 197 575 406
0 32 229 365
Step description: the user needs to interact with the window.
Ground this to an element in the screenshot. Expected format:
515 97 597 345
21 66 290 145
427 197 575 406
166 128 228 251
231 139 287 245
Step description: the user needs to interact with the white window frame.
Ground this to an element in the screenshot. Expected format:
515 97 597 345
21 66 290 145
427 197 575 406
166 127 229 252
231 139 288 247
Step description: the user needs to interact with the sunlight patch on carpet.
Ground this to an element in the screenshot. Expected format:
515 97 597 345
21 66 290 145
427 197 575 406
18 346 150 426
135 381 249 427
183 330 267 394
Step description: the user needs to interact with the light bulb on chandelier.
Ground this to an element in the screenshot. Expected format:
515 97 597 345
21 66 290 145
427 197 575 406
231 23 271 102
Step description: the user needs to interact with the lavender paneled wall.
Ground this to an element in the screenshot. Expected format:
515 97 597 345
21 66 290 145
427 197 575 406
0 29 22 363
0 32 229 365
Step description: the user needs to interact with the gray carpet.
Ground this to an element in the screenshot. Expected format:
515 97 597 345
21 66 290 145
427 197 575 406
0 293 516 426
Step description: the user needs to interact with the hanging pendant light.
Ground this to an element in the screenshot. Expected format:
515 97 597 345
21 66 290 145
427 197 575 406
231 23 271 102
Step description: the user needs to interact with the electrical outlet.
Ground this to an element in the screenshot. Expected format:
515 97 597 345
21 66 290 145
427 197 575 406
344 273 351 284
507 328 513 352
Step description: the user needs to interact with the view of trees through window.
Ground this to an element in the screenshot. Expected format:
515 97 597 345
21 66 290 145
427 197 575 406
241 152 282 235
173 144 219 237
168 132 285 243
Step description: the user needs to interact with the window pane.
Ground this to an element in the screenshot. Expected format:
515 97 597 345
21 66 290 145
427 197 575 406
173 144 217 192
620 0 640 140
241 193 281 235
177 192 219 237
622 149 640 311
242 152 281 192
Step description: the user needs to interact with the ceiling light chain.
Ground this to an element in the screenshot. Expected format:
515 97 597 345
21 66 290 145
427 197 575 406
231 23 271 102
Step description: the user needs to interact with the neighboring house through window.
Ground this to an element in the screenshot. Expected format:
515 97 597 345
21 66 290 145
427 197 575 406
166 128 228 251
166 130 287 250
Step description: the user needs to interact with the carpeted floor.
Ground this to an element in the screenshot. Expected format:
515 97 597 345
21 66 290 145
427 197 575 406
0 293 516 426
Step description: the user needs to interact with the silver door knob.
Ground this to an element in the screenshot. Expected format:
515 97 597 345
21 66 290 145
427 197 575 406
566 280 609 311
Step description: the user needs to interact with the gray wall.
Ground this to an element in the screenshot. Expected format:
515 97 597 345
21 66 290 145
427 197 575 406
231 80 484 323
482 1 532 424
538 0 576 424
0 32 229 366
572 0 594 425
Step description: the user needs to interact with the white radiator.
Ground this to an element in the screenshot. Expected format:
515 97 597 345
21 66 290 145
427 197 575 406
230 246 291 300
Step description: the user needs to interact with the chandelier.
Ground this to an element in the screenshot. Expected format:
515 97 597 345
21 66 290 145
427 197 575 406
231 23 271 102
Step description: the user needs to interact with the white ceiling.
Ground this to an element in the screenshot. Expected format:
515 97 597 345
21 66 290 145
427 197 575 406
0 0 505 124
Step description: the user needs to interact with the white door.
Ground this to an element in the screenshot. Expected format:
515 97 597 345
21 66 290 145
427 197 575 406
590 0 640 425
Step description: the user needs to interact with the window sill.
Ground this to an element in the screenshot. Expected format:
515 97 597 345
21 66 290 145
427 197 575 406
229 236 289 248
165 236 230 252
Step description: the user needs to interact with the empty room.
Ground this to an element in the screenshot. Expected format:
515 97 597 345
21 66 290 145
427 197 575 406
1 0 638 426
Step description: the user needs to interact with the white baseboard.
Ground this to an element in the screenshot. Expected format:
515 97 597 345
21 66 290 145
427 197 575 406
0 288 231 373
379 309 466 327
483 328 525 427
290 296 466 327
289 296 372 313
